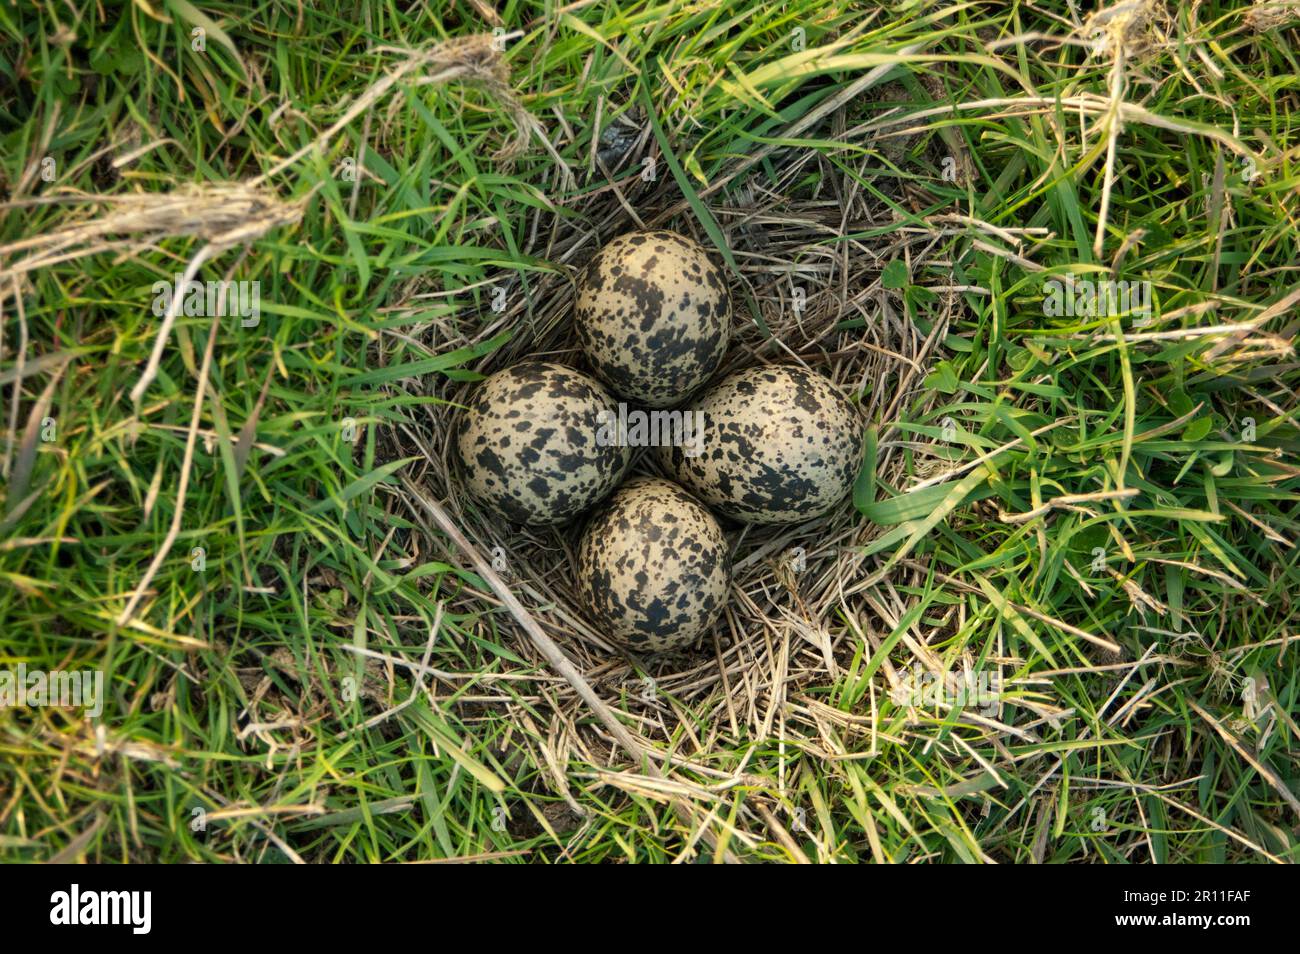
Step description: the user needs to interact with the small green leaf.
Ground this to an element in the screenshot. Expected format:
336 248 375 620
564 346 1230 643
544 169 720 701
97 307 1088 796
1168 388 1194 417
1182 417 1213 442
925 360 959 394
882 259 910 289
853 425 878 514
1208 450 1234 476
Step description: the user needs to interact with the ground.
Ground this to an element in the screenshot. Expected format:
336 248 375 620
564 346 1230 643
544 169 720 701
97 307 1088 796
1 0 1299 863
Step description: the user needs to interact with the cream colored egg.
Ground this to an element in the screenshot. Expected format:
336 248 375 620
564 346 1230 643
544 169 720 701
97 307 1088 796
455 362 629 525
574 230 731 408
575 477 730 652
657 365 862 525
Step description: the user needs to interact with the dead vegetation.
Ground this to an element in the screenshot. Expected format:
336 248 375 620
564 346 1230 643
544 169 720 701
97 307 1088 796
371 99 1000 852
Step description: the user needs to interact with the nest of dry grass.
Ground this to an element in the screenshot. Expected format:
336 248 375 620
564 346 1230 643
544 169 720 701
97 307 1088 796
381 116 966 811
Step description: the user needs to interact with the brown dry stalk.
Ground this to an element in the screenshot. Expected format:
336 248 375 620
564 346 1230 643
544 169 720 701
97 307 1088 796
0 183 305 288
998 488 1139 524
1188 700 1300 820
115 308 222 627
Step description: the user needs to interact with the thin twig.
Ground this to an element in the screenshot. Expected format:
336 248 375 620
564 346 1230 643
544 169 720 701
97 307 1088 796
129 242 216 407
116 308 222 626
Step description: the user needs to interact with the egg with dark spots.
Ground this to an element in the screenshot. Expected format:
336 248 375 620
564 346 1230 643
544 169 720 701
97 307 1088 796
657 365 862 525
574 229 731 408
455 362 629 525
575 477 731 652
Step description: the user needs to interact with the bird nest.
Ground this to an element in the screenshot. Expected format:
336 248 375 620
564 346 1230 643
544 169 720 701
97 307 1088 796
379 106 962 846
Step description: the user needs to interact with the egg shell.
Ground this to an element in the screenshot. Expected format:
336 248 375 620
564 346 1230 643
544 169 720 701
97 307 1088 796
574 229 731 408
575 477 731 652
657 365 862 525
455 361 629 525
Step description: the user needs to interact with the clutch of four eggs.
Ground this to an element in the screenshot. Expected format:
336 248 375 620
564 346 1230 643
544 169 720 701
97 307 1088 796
454 230 862 651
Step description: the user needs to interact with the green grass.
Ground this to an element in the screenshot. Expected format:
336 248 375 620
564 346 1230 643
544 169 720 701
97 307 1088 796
2 0 1299 863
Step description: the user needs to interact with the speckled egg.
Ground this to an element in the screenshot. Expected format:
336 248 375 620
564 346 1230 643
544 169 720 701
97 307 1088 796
657 365 862 525
575 477 731 652
574 229 731 408
455 361 629 525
